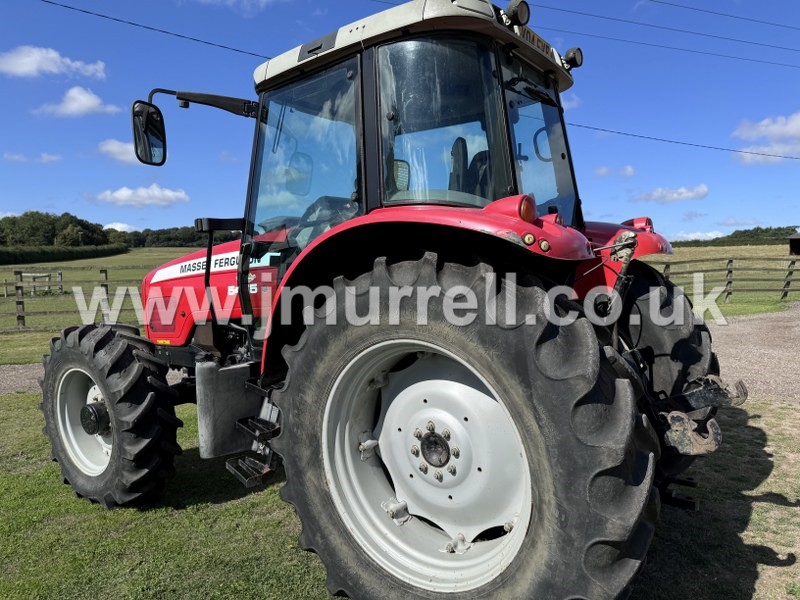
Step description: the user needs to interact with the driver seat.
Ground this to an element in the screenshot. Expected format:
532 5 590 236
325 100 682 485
466 150 491 198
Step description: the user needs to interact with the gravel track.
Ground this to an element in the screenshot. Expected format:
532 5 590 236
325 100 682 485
2 304 798 401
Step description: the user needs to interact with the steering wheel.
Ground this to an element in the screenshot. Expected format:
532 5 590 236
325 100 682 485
287 196 358 249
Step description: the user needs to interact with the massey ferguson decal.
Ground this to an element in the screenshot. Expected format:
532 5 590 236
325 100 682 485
150 251 280 284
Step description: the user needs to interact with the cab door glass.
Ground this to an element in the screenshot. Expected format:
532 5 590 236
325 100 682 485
251 56 361 253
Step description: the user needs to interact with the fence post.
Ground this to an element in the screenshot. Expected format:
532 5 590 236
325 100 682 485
15 284 23 300
782 260 796 301
724 259 734 303
14 270 22 283
663 263 671 281
57 271 63 294
3 279 7 298
16 299 25 329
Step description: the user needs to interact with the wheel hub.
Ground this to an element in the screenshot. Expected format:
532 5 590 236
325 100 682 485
80 401 110 436
420 432 450 468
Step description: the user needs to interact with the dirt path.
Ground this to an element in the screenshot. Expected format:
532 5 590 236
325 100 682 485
707 303 799 404
2 305 798 400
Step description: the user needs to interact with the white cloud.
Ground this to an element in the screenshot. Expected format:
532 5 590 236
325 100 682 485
3 151 27 162
38 153 62 163
636 183 709 204
594 165 635 177
104 222 137 233
190 0 279 16
682 210 707 222
732 110 800 164
735 142 800 165
734 111 800 141
0 46 105 79
561 93 581 110
669 231 725 242
34 86 120 117
716 217 761 228
95 183 190 207
99 139 137 164
218 150 240 164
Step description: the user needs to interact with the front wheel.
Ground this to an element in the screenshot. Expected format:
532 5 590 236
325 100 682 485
40 324 182 508
273 254 659 599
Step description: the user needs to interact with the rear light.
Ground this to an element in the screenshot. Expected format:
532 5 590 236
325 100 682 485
519 196 536 223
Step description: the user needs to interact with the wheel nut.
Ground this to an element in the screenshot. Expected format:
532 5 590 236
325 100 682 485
442 429 450 441
419 462 428 474
447 464 457 476
434 470 443 482
452 447 460 459
426 421 435 432
414 428 423 439
410 445 420 457
445 542 455 554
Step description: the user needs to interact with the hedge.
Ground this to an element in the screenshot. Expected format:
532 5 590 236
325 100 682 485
0 244 129 265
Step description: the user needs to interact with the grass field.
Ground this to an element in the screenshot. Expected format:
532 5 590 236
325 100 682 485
0 245 796 364
0 392 797 599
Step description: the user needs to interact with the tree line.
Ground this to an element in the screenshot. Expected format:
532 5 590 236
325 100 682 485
672 226 799 247
0 211 238 249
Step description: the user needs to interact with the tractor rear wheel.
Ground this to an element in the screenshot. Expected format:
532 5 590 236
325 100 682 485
273 253 659 599
40 324 182 508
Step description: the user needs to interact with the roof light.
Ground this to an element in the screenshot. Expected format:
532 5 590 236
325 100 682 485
506 0 530 27
564 47 584 70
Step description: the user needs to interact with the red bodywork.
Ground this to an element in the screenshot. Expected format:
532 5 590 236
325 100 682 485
141 196 670 350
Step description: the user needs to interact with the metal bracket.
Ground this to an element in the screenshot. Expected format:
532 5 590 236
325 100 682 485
663 411 722 455
381 497 411 525
442 533 472 555
681 375 748 410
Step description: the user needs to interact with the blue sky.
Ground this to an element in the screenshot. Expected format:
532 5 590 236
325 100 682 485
1 0 798 241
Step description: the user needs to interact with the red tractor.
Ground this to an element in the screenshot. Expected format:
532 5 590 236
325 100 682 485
40 1 746 597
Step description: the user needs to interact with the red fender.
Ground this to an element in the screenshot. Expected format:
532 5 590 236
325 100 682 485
261 195 595 368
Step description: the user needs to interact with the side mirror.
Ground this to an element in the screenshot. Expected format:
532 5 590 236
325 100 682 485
286 152 313 196
132 100 167 166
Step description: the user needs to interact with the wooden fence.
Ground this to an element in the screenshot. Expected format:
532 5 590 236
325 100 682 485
661 256 796 302
0 267 142 332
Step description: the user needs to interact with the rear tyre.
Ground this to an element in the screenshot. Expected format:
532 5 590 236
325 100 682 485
620 261 717 481
40 324 182 508
273 253 658 599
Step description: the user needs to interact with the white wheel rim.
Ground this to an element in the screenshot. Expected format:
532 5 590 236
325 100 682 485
56 368 113 476
323 340 532 593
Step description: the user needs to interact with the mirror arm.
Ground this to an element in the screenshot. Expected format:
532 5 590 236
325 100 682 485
147 88 259 118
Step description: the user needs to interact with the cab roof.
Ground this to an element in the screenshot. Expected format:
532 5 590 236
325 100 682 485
253 0 574 93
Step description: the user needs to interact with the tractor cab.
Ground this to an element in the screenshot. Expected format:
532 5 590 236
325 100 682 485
133 0 588 348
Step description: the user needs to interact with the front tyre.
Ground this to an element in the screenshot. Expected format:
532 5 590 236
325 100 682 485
40 324 182 508
273 253 658 599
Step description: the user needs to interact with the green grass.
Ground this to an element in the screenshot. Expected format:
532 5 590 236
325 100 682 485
0 392 328 600
1 392 798 599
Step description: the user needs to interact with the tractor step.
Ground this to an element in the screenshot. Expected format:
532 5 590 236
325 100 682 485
225 454 272 488
235 416 281 444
